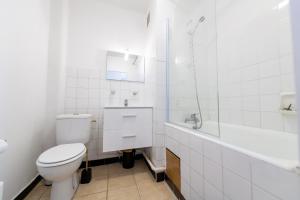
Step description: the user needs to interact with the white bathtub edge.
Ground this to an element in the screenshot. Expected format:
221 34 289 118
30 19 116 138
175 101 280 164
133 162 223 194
165 122 300 174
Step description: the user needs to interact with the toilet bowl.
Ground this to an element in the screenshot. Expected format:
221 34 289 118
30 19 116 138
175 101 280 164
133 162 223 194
36 143 86 200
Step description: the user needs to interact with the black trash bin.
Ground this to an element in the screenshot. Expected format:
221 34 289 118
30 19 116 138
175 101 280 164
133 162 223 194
122 149 135 169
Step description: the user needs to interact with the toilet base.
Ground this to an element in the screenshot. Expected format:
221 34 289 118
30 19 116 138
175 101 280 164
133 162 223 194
50 172 79 200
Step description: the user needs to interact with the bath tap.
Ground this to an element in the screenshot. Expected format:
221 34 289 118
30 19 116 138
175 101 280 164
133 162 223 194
124 99 128 107
185 113 199 124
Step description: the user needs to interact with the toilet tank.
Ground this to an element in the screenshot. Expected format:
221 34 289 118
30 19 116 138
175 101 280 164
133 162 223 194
56 114 92 145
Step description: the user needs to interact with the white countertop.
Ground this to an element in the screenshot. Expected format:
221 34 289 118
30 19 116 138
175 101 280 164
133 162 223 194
104 106 153 109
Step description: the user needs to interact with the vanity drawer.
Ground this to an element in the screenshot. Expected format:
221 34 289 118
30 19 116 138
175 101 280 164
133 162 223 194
104 108 152 130
103 108 153 152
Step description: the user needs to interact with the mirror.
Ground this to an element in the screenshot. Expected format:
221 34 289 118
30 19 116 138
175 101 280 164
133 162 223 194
106 51 145 82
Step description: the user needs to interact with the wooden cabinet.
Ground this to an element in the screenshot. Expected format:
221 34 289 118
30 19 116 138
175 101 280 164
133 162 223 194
166 148 181 190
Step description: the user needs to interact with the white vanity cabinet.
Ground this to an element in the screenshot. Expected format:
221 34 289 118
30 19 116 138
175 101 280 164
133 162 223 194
103 107 153 152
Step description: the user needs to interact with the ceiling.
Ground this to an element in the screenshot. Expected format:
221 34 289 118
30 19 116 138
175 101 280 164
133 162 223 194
100 0 152 14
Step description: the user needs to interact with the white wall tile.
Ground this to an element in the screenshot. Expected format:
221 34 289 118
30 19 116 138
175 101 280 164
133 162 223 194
180 144 190 164
259 59 280 78
252 159 300 200
242 80 260 96
261 112 283 131
66 77 76 88
181 162 190 183
181 179 190 200
243 111 261 128
223 169 251 200
253 186 280 200
281 74 296 92
77 78 89 88
76 88 89 98
65 88 76 98
189 134 203 154
190 187 203 200
89 78 100 89
190 168 204 198
241 65 259 81
190 149 203 176
260 76 281 95
203 140 222 164
204 181 223 200
222 147 251 179
242 95 260 111
203 157 223 191
260 95 280 112
280 55 294 75
166 136 179 156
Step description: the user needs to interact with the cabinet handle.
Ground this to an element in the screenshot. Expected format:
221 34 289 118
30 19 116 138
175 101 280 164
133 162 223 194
122 114 137 118
122 135 136 138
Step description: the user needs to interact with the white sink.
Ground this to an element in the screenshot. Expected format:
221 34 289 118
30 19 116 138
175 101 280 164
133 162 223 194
0 139 8 154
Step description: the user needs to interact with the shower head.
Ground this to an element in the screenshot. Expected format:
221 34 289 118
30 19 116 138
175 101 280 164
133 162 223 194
187 16 206 35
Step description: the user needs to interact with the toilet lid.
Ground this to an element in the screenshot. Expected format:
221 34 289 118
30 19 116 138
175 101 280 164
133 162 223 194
38 143 86 164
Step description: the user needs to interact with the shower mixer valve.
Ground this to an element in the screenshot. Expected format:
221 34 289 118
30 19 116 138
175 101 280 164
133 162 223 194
185 113 199 124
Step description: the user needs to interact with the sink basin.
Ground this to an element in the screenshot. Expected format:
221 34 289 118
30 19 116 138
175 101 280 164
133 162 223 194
0 139 8 154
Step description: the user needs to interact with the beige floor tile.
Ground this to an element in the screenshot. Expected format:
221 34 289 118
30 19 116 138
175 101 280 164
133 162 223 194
108 185 140 200
139 184 176 200
24 184 48 200
108 174 136 190
136 178 157 188
138 180 177 200
73 191 107 200
134 171 154 183
26 161 177 200
133 160 148 173
75 176 107 197
108 163 133 177
157 183 178 200
39 187 51 200
92 165 108 178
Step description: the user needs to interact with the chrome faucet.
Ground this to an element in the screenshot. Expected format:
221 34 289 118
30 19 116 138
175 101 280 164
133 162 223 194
185 113 200 129
124 99 128 107
185 113 199 123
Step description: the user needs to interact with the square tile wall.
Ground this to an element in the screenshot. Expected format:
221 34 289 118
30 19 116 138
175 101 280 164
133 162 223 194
217 0 297 133
165 124 300 200
169 0 298 134
63 54 157 160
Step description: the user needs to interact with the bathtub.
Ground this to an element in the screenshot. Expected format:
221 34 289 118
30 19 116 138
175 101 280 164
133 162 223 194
165 122 300 200
175 121 299 169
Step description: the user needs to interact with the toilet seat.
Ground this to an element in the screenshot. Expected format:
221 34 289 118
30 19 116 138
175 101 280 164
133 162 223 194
37 143 86 168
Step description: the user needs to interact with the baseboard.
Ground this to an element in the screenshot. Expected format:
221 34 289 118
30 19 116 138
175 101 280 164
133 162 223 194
13 175 42 200
165 174 185 200
143 157 165 182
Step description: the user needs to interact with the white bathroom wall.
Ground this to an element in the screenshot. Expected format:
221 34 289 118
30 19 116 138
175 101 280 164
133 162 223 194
144 0 176 167
169 0 297 134
217 0 297 133
0 0 50 199
43 0 69 150
169 8 199 124
169 0 219 136
63 0 156 160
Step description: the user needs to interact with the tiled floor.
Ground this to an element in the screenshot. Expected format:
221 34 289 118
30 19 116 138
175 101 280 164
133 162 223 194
25 160 177 200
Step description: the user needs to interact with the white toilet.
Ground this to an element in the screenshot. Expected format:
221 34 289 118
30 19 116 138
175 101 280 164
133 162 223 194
36 114 92 200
